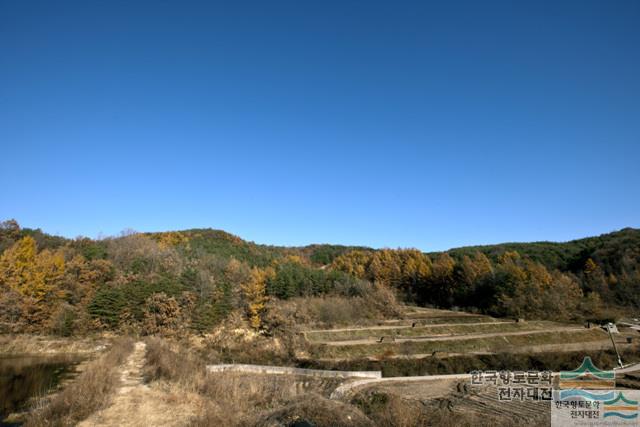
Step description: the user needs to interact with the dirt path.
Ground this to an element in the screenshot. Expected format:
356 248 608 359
78 341 201 427
305 321 514 334
322 326 589 346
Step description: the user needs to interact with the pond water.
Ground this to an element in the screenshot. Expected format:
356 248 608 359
0 354 84 426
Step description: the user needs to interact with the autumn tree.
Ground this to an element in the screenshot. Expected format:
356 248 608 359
0 236 67 328
401 249 432 287
241 267 273 329
456 253 493 286
495 256 583 320
0 236 65 302
369 250 403 286
0 219 21 253
331 250 373 279
0 286 24 332
141 292 182 335
333 248 431 301
377 249 431 301
63 255 114 305
451 252 493 306
582 258 610 299
223 258 250 306
153 231 189 249
0 236 39 296
107 234 183 277
427 253 456 307
0 219 20 234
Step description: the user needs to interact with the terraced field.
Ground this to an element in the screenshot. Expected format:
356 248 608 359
273 307 637 425
304 307 611 361
199 307 636 426
305 320 555 343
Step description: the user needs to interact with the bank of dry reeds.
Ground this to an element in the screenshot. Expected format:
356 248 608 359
25 337 133 427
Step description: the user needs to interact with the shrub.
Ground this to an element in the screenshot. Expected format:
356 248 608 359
251 394 374 427
48 303 76 337
263 282 401 329
143 337 204 390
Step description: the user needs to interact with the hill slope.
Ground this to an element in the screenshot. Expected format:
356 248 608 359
0 219 638 337
442 228 640 274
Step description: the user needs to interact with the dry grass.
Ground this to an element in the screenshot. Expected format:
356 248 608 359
190 391 374 427
264 284 402 330
143 336 205 392
0 334 108 355
143 337 317 425
354 392 423 427
185 371 343 425
353 391 526 427
305 321 552 343
24 337 134 427
143 339 364 426
19 331 558 427
314 328 607 359
202 310 308 365
250 393 374 427
196 373 296 425
142 330 569 426
205 372 339 406
425 410 524 427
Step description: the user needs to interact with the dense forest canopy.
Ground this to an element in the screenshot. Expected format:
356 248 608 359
0 219 638 336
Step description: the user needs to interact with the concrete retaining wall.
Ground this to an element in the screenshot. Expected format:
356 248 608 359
206 363 382 379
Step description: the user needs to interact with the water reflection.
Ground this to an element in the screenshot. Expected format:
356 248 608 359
0 354 84 425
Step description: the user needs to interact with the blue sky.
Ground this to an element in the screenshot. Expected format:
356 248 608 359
1 1 639 251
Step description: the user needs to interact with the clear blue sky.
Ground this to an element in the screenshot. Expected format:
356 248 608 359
1 1 639 251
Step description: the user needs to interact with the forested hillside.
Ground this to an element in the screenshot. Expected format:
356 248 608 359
0 219 637 336
443 228 640 273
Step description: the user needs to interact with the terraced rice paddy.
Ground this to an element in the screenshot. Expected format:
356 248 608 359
303 307 611 361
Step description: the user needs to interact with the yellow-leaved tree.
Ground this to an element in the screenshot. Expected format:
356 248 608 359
0 236 38 294
241 267 273 329
331 250 373 279
0 236 65 302
155 231 189 249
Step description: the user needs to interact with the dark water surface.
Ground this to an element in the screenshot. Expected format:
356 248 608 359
0 354 84 426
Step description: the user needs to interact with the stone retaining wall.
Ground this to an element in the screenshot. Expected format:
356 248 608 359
206 363 382 379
